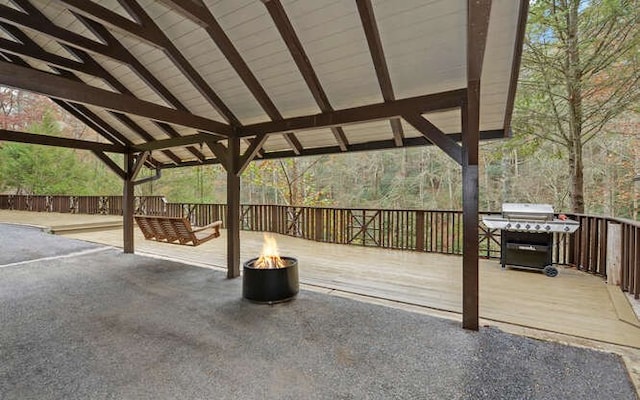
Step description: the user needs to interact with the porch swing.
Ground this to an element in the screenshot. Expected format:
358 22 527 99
134 148 222 246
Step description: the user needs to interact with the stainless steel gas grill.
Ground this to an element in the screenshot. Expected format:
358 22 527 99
482 203 579 277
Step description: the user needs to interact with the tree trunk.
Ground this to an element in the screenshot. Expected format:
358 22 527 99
566 0 585 213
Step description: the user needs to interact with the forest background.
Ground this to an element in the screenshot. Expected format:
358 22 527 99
1 0 639 219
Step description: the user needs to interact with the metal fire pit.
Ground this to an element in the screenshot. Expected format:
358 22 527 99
482 203 579 277
242 257 299 303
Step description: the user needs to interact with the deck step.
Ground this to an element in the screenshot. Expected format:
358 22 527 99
50 221 123 234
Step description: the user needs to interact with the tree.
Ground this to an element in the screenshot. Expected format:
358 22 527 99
514 0 640 213
0 110 118 195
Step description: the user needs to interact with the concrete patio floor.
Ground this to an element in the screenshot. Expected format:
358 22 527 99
1 211 640 397
1 223 638 399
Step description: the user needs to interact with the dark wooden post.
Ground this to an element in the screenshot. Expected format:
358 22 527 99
461 0 491 331
123 152 135 254
315 208 323 241
461 92 479 331
227 136 241 278
416 211 425 252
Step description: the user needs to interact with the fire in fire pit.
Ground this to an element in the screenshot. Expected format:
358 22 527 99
243 234 299 303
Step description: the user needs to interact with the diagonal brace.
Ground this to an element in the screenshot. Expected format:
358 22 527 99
403 114 462 165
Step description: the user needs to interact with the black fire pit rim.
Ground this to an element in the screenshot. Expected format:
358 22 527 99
243 255 298 269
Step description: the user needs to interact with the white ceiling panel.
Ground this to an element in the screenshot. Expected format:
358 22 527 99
294 128 339 149
34 0 104 44
342 120 393 144
374 0 466 100
214 1 319 119
283 0 383 110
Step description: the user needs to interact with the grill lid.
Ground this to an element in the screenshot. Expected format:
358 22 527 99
502 203 554 221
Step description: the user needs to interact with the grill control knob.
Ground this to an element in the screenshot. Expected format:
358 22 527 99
505 223 511 229
545 225 551 231
564 226 570 232
535 225 541 231
515 223 521 229
525 224 531 229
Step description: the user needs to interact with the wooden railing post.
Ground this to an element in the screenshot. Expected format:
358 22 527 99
416 211 425 252
315 208 323 242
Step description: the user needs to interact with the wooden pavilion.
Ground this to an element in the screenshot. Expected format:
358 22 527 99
0 0 528 330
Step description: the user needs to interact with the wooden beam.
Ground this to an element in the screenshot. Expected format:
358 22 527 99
403 114 462 165
123 152 135 253
60 48 215 161
92 150 125 180
461 0 492 332
356 0 404 146
0 129 126 153
0 51 131 148
0 61 232 135
131 151 150 181
74 15 186 112
503 0 529 134
158 0 303 151
0 25 102 77
54 101 133 147
1 3 232 136
237 134 268 176
162 130 503 168
226 136 241 278
237 89 465 137
106 112 182 164
154 122 208 161
263 0 349 151
64 1 240 125
0 1 125 60
132 133 210 152
203 139 229 167
51 69 186 163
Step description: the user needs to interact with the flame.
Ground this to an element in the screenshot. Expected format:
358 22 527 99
255 234 285 269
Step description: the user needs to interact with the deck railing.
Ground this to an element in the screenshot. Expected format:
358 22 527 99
0 194 637 298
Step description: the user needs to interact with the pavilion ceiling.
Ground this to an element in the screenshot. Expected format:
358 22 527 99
0 0 527 169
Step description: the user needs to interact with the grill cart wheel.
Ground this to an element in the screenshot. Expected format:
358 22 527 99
543 265 558 277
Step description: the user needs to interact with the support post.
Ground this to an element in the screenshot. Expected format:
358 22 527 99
123 152 135 254
461 91 479 331
226 135 241 278
462 0 491 330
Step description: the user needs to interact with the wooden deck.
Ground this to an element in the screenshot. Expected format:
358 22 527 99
2 211 640 349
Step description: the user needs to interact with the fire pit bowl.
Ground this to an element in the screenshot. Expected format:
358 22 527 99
242 256 299 303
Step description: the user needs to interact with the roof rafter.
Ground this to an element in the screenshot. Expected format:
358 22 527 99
237 89 466 137
0 23 103 77
60 0 240 125
0 60 232 136
356 0 404 147
0 1 126 61
63 46 213 162
157 0 303 155
0 129 126 153
75 15 186 112
111 111 182 164
0 51 150 163
262 0 349 152
503 0 529 134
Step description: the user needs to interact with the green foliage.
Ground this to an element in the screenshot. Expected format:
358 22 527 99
0 110 121 195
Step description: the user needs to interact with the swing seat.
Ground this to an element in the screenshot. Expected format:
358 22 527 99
135 215 222 246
